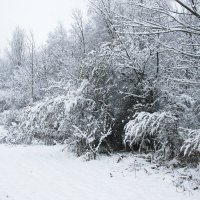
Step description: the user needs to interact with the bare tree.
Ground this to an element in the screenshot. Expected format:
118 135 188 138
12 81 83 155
7 27 27 69
27 31 36 102
72 9 86 55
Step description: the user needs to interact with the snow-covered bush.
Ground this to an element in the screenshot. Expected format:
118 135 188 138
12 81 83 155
3 109 20 127
0 111 9 126
71 125 112 160
0 90 13 112
124 112 180 159
6 81 88 144
158 92 197 129
180 128 200 164
193 100 200 128
6 80 112 158
66 84 113 158
80 41 158 151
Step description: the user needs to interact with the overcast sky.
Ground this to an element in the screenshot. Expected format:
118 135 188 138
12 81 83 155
0 0 88 54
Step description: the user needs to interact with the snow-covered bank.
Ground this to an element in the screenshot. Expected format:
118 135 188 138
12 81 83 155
0 145 199 200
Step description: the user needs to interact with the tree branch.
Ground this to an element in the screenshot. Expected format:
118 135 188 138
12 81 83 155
174 0 200 19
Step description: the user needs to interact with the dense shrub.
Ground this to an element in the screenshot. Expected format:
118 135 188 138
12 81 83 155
5 81 112 159
5 81 87 144
124 112 181 159
179 128 200 164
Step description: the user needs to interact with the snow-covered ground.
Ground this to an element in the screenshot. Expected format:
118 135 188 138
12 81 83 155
0 144 199 200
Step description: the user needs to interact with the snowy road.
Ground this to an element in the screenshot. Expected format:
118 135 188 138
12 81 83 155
0 145 199 200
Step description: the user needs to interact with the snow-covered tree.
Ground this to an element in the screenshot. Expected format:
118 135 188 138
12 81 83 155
7 27 27 69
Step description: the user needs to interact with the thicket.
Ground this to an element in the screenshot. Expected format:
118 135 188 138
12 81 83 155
0 0 200 164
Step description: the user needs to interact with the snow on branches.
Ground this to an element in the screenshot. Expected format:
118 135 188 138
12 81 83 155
180 128 200 160
6 80 112 159
6 81 88 144
124 111 180 159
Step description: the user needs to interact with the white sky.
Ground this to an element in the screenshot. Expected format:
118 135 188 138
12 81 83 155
0 0 88 55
